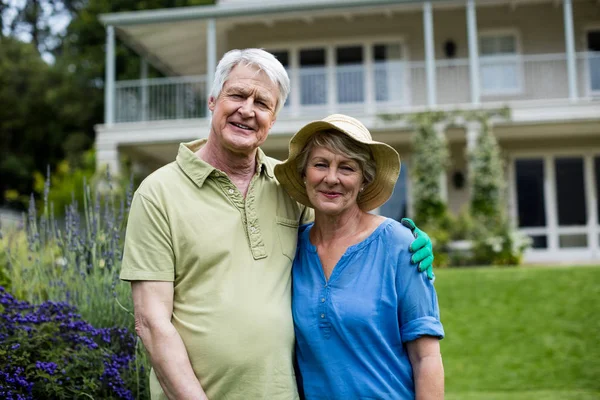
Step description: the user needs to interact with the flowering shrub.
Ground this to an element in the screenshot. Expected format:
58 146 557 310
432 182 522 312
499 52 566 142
1 170 150 398
3 170 134 331
0 286 147 399
472 218 532 266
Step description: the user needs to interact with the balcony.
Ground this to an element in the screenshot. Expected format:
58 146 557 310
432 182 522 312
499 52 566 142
111 52 600 124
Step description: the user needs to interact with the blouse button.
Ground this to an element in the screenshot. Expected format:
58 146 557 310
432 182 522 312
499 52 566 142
320 314 325 319
321 298 325 303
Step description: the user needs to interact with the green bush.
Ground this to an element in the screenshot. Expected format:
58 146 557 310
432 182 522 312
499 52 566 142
471 217 532 265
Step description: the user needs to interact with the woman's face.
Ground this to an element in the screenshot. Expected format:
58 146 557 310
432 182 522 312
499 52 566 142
304 146 364 217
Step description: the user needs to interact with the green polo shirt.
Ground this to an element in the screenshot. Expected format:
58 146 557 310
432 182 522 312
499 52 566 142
121 139 312 400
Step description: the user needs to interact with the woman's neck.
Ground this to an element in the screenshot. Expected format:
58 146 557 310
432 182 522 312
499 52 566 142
311 207 370 245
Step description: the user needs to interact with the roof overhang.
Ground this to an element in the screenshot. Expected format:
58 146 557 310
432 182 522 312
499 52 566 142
99 0 441 77
99 0 432 26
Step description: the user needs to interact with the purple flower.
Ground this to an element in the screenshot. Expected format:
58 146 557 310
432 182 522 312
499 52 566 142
35 361 58 376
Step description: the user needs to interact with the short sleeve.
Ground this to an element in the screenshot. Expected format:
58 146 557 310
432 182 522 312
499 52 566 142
395 228 444 343
120 191 175 282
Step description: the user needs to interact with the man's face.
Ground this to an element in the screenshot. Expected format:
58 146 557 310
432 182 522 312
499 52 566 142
208 64 279 156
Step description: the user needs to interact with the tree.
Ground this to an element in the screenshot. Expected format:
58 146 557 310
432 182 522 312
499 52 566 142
0 0 215 208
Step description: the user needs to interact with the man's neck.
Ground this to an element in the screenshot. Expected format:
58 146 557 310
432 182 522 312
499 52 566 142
196 138 258 195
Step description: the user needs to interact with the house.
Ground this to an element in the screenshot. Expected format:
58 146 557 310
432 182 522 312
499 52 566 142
96 0 600 263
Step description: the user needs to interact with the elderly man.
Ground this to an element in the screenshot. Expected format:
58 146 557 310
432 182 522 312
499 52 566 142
120 48 434 400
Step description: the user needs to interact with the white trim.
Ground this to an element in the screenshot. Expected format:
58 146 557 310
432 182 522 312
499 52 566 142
585 155 599 258
466 0 480 105
104 25 115 126
544 155 559 251
326 45 337 114
423 1 437 106
263 35 408 51
206 18 216 118
563 0 578 101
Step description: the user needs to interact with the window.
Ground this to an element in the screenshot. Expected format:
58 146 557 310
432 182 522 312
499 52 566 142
336 46 364 103
587 31 600 93
268 41 405 108
299 48 327 105
270 50 290 107
479 33 521 94
555 157 587 226
515 159 546 228
373 43 405 104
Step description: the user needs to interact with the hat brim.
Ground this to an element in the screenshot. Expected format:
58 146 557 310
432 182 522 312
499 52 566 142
274 119 401 212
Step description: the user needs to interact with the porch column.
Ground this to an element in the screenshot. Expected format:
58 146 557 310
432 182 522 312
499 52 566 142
206 18 217 118
289 50 301 118
563 0 578 101
435 123 448 201
466 0 481 105
104 25 115 126
364 44 376 114
423 1 437 107
141 59 148 122
327 46 337 114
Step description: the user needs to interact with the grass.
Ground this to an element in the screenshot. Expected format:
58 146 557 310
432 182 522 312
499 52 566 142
435 265 600 400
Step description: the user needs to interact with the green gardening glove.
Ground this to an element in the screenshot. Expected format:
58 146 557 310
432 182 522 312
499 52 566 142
401 218 435 281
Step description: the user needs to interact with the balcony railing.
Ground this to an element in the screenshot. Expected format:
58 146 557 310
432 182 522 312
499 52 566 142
112 52 599 124
114 76 208 123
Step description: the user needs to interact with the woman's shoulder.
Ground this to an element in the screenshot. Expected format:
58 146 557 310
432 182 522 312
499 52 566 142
380 218 415 245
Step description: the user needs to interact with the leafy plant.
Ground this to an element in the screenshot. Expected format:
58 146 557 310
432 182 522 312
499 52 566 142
3 169 135 331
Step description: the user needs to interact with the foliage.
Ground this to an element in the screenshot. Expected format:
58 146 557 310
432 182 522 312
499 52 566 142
470 217 532 266
436 266 600 399
0 0 215 208
0 286 147 399
2 171 135 332
381 111 451 225
31 150 96 217
464 107 510 224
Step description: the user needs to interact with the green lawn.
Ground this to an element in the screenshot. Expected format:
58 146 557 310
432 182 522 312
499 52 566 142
435 266 600 400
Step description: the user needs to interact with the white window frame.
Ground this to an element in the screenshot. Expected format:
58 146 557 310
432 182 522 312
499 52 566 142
478 29 524 96
509 149 600 263
262 35 408 116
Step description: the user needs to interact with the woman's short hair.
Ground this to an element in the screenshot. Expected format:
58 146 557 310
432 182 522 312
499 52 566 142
209 48 290 115
295 130 377 187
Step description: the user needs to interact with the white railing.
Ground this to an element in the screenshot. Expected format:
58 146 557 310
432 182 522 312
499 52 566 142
111 52 599 124
114 76 207 123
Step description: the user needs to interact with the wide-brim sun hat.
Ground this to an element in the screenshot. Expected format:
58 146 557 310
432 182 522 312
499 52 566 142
274 114 401 212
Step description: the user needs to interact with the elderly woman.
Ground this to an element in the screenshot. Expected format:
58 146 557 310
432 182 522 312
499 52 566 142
274 114 445 399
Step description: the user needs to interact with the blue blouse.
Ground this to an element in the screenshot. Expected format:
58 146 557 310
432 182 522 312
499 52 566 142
292 218 444 400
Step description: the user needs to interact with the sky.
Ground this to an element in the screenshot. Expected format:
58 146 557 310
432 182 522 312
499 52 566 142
2 0 72 63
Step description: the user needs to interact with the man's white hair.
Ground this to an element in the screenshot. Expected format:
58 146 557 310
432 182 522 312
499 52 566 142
209 48 290 115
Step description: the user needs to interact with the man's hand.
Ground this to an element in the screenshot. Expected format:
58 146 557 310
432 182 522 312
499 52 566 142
401 218 435 281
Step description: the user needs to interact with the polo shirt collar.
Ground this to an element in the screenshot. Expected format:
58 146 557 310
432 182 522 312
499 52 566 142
176 139 273 187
